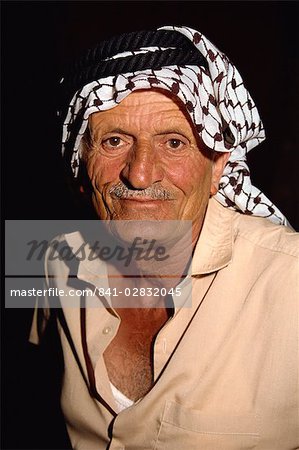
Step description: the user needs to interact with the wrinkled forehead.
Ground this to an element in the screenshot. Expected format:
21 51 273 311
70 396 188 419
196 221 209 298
88 88 195 131
91 88 184 113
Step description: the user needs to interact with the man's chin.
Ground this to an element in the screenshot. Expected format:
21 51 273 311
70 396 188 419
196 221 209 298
93 200 192 278
95 198 189 245
107 217 189 247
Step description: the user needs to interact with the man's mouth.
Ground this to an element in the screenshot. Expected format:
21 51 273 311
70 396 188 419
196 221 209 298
118 198 167 207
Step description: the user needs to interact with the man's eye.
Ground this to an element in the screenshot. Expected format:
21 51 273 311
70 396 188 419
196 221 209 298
167 139 184 149
103 137 122 147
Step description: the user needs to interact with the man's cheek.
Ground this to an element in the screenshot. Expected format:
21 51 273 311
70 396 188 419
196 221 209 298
90 157 124 183
91 190 113 219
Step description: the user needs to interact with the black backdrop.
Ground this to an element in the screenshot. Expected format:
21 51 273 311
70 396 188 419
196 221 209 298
2 2 299 449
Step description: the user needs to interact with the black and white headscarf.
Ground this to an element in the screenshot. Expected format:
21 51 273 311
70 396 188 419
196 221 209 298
61 25 288 226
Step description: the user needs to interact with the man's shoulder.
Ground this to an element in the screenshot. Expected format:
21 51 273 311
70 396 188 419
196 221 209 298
227 213 298 301
235 213 299 260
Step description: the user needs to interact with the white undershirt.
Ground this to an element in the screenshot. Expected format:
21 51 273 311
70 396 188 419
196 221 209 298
110 382 135 413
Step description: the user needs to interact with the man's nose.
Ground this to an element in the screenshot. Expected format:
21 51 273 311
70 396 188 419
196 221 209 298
121 142 164 189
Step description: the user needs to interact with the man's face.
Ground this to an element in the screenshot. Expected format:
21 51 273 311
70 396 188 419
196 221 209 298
84 90 227 239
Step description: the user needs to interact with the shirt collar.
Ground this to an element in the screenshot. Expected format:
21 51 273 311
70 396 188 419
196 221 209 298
64 231 110 289
191 197 234 275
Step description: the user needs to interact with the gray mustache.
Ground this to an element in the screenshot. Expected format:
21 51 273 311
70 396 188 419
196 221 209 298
109 182 174 200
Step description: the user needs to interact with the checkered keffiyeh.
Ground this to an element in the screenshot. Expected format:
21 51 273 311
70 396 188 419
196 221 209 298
61 25 288 226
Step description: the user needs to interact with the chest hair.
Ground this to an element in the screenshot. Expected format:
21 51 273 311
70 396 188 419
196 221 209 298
103 308 170 401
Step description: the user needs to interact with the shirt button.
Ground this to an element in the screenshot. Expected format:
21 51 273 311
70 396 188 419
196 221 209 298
102 326 112 335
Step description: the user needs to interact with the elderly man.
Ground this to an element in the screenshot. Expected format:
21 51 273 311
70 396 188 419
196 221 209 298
30 26 298 449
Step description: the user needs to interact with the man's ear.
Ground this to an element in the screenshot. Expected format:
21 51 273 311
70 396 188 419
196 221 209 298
210 151 230 196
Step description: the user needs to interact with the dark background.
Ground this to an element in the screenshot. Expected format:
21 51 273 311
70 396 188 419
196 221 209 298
2 1 299 449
